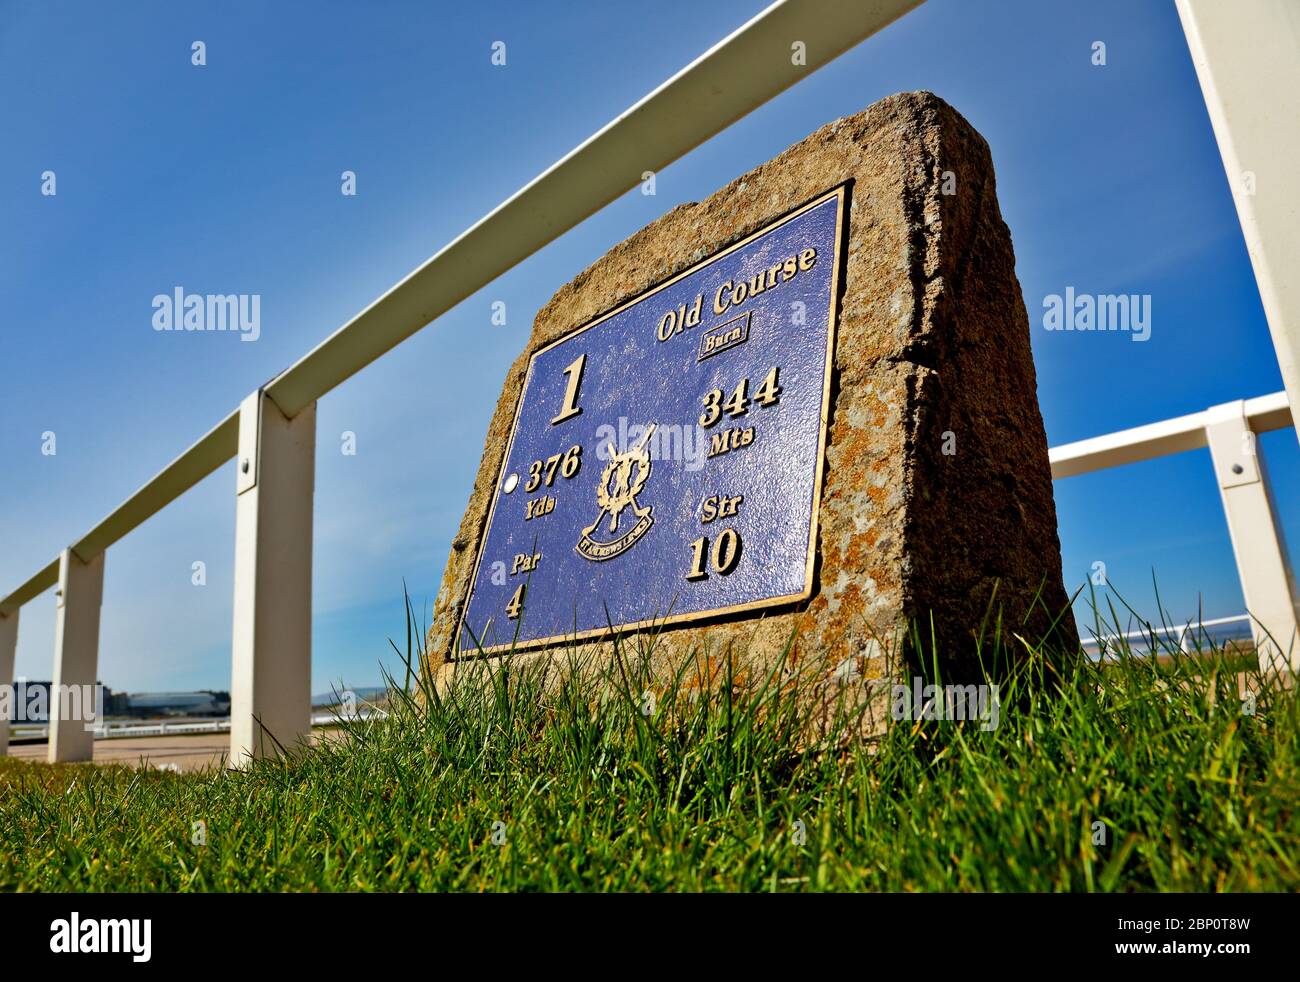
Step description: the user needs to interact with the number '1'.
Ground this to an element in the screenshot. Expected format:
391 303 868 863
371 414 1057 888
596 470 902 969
551 354 586 425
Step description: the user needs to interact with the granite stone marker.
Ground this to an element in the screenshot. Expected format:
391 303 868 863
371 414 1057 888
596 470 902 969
427 91 1076 711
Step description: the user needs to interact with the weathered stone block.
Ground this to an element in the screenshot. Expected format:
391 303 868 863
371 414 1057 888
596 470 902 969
426 91 1076 708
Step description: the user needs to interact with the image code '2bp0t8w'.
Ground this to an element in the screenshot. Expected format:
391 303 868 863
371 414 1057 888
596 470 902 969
457 186 846 655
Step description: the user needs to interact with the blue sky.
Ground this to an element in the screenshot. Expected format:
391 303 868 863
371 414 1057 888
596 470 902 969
2 0 1295 692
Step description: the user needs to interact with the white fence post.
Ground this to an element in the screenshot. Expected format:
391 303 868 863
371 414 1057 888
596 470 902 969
230 390 316 767
1204 400 1300 675
0 610 17 756
1177 0 1300 449
48 548 105 762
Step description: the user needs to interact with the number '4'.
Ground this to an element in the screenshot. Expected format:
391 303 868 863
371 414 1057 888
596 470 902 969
754 366 781 406
506 583 526 620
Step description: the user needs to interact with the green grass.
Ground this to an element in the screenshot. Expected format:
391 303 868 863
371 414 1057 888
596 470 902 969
1 604 1297 892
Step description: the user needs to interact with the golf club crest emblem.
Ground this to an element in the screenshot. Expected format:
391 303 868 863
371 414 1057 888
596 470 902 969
576 424 656 561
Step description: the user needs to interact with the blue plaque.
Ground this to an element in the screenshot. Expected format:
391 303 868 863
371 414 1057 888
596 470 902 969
458 186 847 655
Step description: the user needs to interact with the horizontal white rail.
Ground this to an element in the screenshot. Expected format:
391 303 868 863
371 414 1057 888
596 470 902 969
1081 613 1254 655
0 413 239 616
1049 391 1290 479
1083 613 1251 643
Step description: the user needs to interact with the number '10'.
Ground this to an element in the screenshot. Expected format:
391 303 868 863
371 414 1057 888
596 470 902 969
686 529 741 581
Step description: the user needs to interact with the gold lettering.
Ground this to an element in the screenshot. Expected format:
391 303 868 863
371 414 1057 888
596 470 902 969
701 496 718 523
525 495 556 520
700 493 743 524
506 583 525 619
712 528 741 574
511 552 542 575
685 536 708 581
714 282 732 315
685 293 702 328
706 251 815 322
656 294 705 343
551 354 586 425
707 427 755 458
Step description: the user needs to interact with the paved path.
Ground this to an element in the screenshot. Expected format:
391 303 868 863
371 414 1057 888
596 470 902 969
7 731 335 773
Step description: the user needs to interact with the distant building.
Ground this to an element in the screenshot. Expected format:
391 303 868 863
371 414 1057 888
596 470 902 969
6 683 232 722
125 691 230 717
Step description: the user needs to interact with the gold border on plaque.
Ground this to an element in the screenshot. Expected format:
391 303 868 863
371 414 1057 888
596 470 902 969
456 183 849 658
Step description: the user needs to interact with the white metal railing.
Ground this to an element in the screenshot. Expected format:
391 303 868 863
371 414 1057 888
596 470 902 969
6 706 387 744
1080 614 1253 659
2 0 1299 767
1050 393 1299 676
